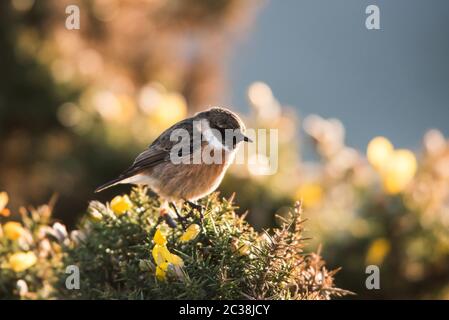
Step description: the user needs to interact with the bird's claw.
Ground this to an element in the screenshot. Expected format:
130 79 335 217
169 202 187 230
185 200 205 220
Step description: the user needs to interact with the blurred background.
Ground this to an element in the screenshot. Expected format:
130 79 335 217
1 0 449 299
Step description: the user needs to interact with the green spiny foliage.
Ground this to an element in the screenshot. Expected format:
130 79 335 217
0 200 64 299
55 187 350 299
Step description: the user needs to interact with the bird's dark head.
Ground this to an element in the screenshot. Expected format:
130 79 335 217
196 107 253 149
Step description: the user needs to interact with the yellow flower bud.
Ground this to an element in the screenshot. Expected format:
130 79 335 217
110 195 132 216
3 221 25 241
8 252 37 272
180 224 201 243
153 229 167 246
89 210 103 222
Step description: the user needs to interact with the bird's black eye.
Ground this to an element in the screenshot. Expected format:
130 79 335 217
210 123 226 143
218 127 226 142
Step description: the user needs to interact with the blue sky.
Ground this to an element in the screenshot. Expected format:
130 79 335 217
228 0 449 152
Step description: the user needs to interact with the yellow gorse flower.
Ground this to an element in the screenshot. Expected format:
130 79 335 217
151 230 184 280
158 261 170 272
8 251 37 272
152 92 187 130
152 244 171 265
153 229 167 245
381 149 417 194
367 136 394 171
366 238 391 265
3 221 25 241
367 137 417 194
180 224 201 243
166 253 184 267
110 195 132 216
295 183 323 208
155 262 169 281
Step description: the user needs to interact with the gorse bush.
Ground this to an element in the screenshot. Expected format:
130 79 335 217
55 187 349 299
0 195 65 299
0 188 349 299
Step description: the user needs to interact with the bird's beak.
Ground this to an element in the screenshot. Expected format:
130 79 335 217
242 134 253 143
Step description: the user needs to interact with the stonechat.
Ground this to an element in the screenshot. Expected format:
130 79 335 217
95 107 252 221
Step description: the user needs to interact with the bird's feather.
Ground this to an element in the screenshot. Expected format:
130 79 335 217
95 117 201 192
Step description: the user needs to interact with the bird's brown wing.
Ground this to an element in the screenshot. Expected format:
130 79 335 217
120 117 198 177
95 117 201 192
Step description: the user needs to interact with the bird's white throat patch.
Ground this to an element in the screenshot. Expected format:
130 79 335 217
199 119 231 152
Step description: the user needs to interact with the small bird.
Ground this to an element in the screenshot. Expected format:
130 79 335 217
95 107 252 221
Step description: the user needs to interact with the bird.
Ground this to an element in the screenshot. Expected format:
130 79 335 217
95 106 252 223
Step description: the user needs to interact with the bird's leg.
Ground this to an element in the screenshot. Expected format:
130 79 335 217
169 202 187 230
185 200 205 220
159 201 178 229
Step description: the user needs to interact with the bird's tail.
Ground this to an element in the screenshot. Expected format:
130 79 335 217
94 177 124 193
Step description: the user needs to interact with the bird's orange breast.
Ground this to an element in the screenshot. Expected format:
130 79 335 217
149 161 228 201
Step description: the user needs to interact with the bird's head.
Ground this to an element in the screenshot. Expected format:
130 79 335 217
196 107 252 150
